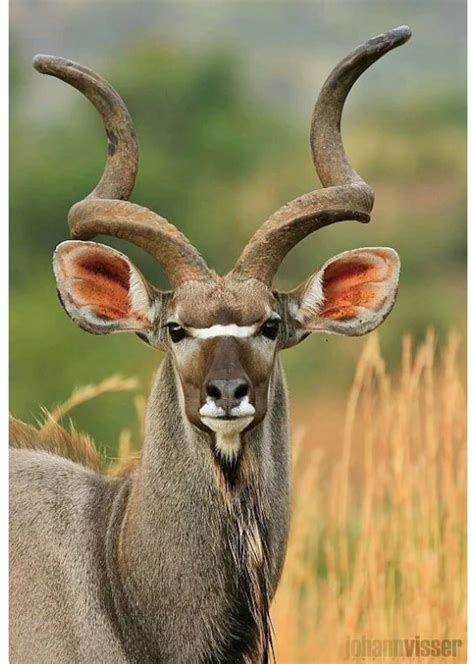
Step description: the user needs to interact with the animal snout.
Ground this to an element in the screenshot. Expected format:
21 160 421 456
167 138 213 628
206 378 249 411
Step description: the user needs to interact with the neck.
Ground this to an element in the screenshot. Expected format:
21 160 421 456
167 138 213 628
110 354 291 663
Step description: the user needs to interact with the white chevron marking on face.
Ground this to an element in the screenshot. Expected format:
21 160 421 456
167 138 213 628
188 324 258 339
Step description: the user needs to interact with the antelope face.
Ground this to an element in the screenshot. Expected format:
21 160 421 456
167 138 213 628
163 279 280 435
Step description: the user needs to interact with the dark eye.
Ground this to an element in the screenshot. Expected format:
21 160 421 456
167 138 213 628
166 322 187 343
260 318 280 340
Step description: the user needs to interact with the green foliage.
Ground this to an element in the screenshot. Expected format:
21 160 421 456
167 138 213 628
10 39 466 450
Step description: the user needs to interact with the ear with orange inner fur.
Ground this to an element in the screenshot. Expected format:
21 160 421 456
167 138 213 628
289 247 400 338
53 241 157 336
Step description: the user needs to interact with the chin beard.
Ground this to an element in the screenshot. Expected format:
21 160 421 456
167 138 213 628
200 415 254 472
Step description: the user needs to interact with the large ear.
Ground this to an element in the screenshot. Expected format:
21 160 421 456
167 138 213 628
288 248 400 340
53 241 157 336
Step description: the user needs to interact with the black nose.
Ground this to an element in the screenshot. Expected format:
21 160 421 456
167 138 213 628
206 378 249 409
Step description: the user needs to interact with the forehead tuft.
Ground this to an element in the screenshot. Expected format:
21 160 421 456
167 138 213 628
172 278 274 327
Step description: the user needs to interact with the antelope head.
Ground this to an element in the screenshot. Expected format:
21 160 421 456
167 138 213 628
35 27 409 456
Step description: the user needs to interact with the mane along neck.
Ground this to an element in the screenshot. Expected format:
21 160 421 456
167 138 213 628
112 353 290 663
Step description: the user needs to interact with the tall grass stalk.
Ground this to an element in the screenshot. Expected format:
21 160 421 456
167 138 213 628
271 331 466 662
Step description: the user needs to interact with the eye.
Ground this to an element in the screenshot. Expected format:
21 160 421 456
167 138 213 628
260 318 280 340
166 322 187 343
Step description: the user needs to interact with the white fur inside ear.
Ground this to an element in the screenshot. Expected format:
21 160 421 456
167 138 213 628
128 264 154 323
295 270 325 324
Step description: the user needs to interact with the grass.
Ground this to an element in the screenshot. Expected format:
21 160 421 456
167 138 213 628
10 331 466 662
272 331 466 662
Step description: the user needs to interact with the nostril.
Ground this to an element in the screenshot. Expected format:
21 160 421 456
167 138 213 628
206 383 222 400
234 381 249 400
206 379 249 404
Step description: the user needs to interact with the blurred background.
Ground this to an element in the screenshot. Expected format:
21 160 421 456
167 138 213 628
10 1 466 660
10 0 466 448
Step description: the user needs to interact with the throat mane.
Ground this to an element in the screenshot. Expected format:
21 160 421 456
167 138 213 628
215 477 274 664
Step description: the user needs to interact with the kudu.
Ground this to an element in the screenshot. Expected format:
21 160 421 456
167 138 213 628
10 26 411 663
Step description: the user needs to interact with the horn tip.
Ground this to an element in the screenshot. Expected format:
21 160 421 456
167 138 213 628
33 54 50 71
374 26 412 51
387 25 412 44
33 54 56 74
33 54 72 75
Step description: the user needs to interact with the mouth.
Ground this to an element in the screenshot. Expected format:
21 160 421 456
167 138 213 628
199 397 255 434
200 415 254 435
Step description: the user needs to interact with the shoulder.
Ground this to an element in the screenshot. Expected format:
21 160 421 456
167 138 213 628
10 448 118 525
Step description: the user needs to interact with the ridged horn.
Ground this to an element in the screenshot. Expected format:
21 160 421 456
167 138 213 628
231 26 411 286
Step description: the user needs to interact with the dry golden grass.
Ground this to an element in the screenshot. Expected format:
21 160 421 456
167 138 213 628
272 331 466 663
9 375 139 473
10 331 466 662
